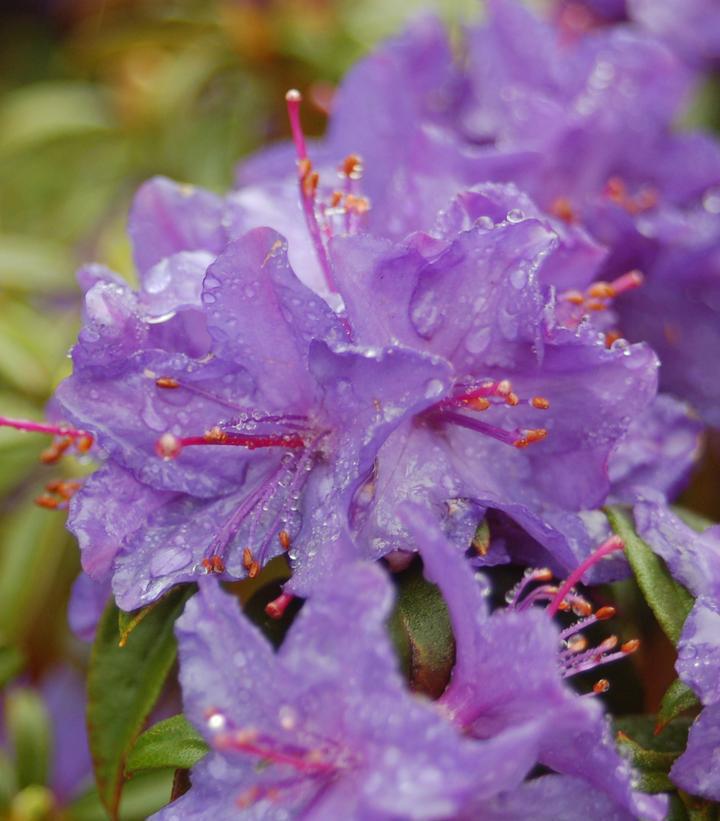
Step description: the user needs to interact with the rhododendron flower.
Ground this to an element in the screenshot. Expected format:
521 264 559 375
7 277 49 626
402 504 667 820
156 568 541 820
55 228 450 610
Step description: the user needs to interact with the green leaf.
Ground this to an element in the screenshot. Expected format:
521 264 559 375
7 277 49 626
614 714 692 752
67 768 177 821
616 730 679 773
126 715 208 775
657 679 701 732
87 587 193 819
388 559 455 699
5 689 51 790
634 770 675 793
605 506 693 644
0 645 24 687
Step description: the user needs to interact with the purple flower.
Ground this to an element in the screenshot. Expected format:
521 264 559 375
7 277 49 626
401 504 667 820
627 0 720 67
327 185 662 579
56 227 451 610
459 1 720 427
156 568 536 819
634 501 720 800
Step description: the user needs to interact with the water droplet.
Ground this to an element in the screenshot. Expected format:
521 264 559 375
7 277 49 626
506 208 525 223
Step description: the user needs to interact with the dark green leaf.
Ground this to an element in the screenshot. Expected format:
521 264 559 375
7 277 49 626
5 689 51 789
616 730 679 772
87 587 193 819
605 506 693 644
634 770 675 793
658 679 701 732
614 714 692 753
126 715 208 775
388 559 455 699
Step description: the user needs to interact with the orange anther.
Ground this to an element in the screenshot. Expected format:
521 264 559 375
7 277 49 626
622 639 640 654
155 377 180 389
35 494 59 509
525 428 548 443
593 679 610 694
505 392 520 407
341 153 363 178
467 397 491 411
531 396 550 410
551 197 576 224
75 434 94 453
204 427 227 443
330 191 343 208
595 606 616 621
242 547 254 570
278 530 291 550
588 282 615 300
496 379 512 396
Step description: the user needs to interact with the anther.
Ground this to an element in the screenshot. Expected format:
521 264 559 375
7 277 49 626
593 679 610 694
341 154 363 179
550 197 577 224
621 639 640 654
531 396 550 410
505 392 520 407
595 606 616 621
155 377 180 389
35 494 59 509
278 530 291 551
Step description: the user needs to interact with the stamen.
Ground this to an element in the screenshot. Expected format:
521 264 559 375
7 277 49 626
155 429 305 460
285 89 339 296
0 416 93 464
215 730 335 775
592 679 610 694
547 535 624 616
278 530 291 551
558 270 644 329
265 592 294 619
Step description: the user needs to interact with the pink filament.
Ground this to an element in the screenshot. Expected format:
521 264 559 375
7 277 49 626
547 535 624 617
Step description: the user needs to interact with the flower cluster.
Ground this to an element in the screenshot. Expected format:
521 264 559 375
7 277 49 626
3 0 720 816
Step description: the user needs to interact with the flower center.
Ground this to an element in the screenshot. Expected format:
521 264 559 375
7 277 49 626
504 534 638 692
203 706 346 809
423 378 550 449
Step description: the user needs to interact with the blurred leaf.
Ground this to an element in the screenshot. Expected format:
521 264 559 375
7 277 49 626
68 768 176 821
0 82 111 153
5 689 51 790
0 750 16 813
658 679 701 732
606 506 693 644
634 770 675 793
388 559 455 699
87 588 192 819
126 715 207 775
0 645 24 687
0 235 74 292
0 498 76 645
